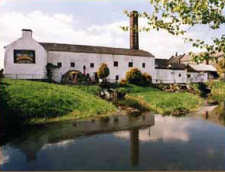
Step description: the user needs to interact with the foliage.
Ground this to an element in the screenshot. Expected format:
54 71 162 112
125 68 153 86
0 79 116 125
119 79 127 86
142 72 152 85
77 72 90 84
122 0 225 62
215 58 225 77
209 80 225 102
125 68 143 85
97 63 110 80
0 69 4 78
46 63 59 82
118 95 150 112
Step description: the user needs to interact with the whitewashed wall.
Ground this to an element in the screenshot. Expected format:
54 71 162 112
4 30 47 79
187 72 208 83
154 69 187 84
47 51 155 83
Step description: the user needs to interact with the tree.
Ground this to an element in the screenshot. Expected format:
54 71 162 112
122 0 225 62
46 63 60 82
97 63 110 82
125 68 143 85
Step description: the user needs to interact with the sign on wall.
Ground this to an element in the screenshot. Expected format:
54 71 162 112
14 50 35 64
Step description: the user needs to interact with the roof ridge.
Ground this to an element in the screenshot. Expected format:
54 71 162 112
39 42 154 57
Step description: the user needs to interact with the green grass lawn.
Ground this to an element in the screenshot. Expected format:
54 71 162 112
209 81 225 102
0 78 204 126
0 78 116 124
121 84 203 115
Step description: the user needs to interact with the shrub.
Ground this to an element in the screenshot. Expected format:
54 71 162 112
0 69 4 78
77 72 89 83
119 79 127 86
142 72 152 85
125 68 143 85
97 63 110 81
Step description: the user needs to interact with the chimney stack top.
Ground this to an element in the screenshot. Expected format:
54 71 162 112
22 29 32 39
130 11 139 50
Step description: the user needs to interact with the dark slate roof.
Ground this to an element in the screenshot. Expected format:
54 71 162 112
170 63 186 70
155 58 186 70
39 42 154 57
155 59 169 69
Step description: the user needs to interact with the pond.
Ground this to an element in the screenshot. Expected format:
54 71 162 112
0 111 225 171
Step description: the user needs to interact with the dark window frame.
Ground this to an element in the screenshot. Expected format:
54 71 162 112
128 62 133 67
90 63 94 68
71 62 75 67
57 62 62 67
142 63 146 68
115 75 119 81
114 61 118 67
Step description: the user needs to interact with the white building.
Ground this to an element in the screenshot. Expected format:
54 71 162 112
154 59 210 84
155 59 187 84
4 11 156 83
3 11 215 84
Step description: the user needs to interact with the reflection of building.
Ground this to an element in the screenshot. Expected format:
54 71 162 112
9 113 154 164
130 129 139 166
130 127 152 167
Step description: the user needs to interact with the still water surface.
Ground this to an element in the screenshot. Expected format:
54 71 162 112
0 113 225 170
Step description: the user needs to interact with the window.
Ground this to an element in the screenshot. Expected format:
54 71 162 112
142 63 146 68
57 62 62 67
115 75 119 81
128 62 133 67
179 73 182 77
187 74 191 78
90 63 94 68
71 62 75 67
114 61 118 67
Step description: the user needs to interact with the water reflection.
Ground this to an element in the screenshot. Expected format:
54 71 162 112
189 102 225 126
115 115 191 142
0 113 225 170
130 129 139 166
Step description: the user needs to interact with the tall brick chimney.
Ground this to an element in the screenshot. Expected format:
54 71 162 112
130 11 139 50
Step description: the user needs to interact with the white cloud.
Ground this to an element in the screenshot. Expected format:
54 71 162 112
0 10 208 69
0 0 7 7
114 115 191 142
42 139 75 150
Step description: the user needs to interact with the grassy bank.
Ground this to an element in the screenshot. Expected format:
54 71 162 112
119 84 203 115
209 81 225 102
0 78 116 125
0 78 204 127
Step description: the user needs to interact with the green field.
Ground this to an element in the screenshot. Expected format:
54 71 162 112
0 78 116 124
0 79 204 126
121 84 203 115
209 81 225 102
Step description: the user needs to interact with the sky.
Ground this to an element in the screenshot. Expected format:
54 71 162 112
0 0 224 69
